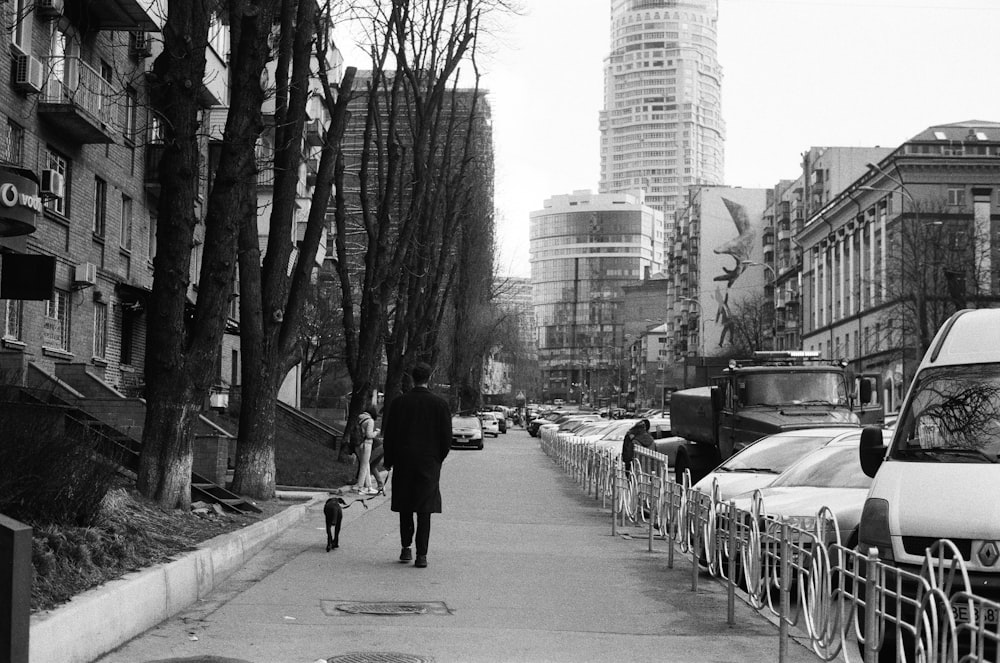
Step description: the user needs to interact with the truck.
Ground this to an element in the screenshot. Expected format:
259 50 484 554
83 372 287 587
655 351 877 484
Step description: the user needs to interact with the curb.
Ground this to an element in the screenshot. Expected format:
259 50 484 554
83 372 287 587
28 494 326 663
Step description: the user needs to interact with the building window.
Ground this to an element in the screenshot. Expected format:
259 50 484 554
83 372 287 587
10 0 30 51
148 213 157 262
3 299 23 341
120 312 133 365
44 289 70 351
93 301 107 359
44 148 69 217
5 121 23 165
947 187 966 206
123 87 138 143
120 194 133 250
93 177 107 237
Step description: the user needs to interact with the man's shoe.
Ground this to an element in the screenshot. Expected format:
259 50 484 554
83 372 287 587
414 554 427 568
399 547 412 562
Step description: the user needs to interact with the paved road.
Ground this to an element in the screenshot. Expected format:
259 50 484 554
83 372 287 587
95 428 821 663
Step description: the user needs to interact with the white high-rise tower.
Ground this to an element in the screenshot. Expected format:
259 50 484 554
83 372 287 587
599 0 725 227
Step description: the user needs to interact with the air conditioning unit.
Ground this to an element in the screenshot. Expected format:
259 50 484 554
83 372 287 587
40 169 65 199
73 262 97 287
129 31 152 58
36 0 63 17
12 53 43 94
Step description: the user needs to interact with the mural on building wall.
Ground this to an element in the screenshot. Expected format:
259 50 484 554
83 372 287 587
698 188 768 351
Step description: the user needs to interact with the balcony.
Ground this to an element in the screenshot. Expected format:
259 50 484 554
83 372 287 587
66 0 160 31
144 144 163 194
304 118 324 147
39 57 115 144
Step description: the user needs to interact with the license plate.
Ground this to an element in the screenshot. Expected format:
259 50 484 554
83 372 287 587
952 602 1000 626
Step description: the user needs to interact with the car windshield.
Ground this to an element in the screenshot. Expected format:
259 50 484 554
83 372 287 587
739 371 848 406
598 421 637 440
722 434 843 473
453 416 479 428
770 445 872 489
893 364 1000 462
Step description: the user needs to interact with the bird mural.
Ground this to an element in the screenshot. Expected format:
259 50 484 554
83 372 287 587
711 197 756 348
713 197 756 288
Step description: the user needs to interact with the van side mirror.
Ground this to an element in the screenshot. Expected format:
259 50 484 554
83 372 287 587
859 426 886 478
859 378 872 405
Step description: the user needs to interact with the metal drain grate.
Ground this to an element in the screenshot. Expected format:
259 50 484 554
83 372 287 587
325 653 433 663
337 602 427 615
321 600 451 616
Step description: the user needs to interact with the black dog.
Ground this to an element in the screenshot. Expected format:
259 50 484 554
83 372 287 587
324 495 372 551
324 497 346 551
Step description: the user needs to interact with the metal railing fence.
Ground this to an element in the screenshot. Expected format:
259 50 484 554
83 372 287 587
541 433 1000 663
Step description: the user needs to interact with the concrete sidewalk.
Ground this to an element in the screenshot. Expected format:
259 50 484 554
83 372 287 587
92 430 820 663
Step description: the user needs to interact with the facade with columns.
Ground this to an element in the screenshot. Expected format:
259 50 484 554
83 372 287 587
797 121 1000 414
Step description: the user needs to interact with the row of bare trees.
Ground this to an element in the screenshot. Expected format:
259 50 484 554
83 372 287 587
138 0 512 509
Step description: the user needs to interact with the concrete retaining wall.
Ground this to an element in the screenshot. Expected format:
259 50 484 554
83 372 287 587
28 495 322 663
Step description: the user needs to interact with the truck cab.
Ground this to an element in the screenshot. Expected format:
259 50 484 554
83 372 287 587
661 351 874 483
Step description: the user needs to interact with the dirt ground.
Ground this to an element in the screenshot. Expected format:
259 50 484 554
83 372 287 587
30 488 300 613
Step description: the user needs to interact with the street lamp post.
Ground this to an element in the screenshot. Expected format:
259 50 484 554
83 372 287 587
742 260 778 350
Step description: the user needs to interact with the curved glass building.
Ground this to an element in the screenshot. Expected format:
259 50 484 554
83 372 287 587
530 190 663 404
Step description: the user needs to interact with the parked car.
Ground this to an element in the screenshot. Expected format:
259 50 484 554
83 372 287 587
479 411 501 437
731 435 873 550
451 414 484 450
693 428 863 502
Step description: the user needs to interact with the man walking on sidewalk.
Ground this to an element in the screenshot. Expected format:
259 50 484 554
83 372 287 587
382 361 452 568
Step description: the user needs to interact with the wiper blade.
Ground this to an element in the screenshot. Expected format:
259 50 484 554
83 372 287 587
899 446 997 463
725 467 779 474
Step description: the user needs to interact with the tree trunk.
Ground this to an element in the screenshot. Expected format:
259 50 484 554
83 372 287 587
231 370 279 498
137 394 199 510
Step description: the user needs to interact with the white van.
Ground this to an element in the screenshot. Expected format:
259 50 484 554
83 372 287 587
858 308 1000 653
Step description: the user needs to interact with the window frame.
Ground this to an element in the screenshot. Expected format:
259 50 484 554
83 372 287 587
43 147 70 218
120 194 133 250
93 300 107 360
44 289 70 352
3 298 23 342
93 176 107 237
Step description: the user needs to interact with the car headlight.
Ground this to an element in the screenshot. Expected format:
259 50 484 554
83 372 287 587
783 515 818 532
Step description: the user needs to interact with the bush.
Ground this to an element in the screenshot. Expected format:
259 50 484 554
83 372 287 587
0 405 119 527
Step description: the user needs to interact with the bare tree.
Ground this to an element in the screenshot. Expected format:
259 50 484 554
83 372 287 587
726 292 771 357
139 0 278 509
332 0 502 439
228 0 360 499
873 199 989 379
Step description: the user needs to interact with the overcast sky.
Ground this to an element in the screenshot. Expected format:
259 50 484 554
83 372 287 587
479 0 1000 278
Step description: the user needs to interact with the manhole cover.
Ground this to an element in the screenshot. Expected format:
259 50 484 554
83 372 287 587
326 654 433 663
337 602 427 615
321 600 451 616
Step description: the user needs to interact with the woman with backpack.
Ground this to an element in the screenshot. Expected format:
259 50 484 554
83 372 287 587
354 406 385 495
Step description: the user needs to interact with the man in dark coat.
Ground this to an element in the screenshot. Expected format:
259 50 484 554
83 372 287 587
621 418 654 479
382 362 452 568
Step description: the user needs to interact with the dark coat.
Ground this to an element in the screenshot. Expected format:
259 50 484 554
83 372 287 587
382 386 452 514
621 422 654 465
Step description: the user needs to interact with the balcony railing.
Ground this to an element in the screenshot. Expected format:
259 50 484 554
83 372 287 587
40 57 115 143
